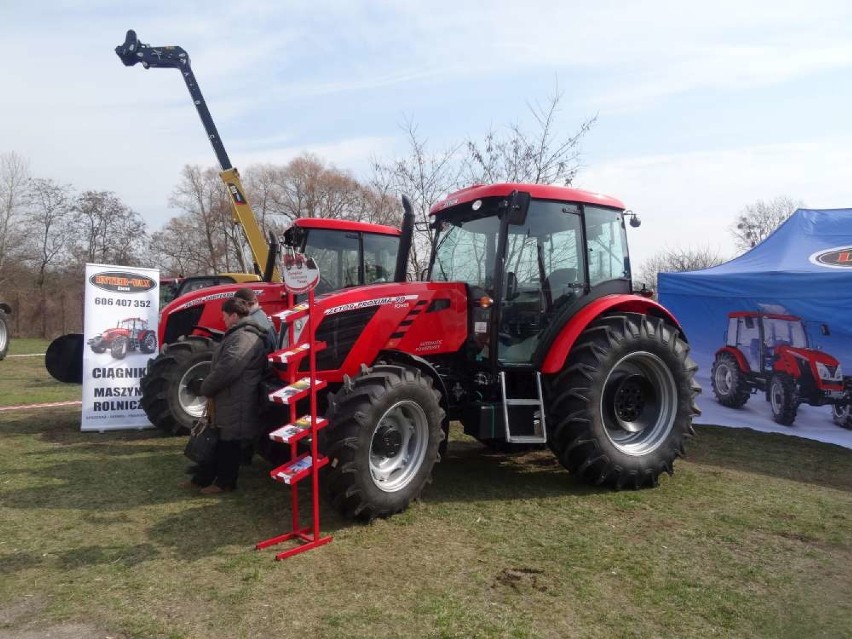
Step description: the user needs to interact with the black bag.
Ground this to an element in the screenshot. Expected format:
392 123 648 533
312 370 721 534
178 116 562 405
184 402 219 464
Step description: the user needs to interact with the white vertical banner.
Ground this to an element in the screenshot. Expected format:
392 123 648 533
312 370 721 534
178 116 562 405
81 264 159 432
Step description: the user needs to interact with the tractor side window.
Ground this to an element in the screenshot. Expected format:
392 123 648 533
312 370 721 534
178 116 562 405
736 317 761 372
363 233 398 284
585 207 629 286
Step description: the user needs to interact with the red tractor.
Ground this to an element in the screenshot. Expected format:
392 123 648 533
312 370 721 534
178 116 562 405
710 311 845 425
268 183 700 521
141 216 407 435
87 317 157 359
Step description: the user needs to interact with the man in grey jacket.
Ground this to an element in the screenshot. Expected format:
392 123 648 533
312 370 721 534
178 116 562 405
181 296 267 494
234 287 278 353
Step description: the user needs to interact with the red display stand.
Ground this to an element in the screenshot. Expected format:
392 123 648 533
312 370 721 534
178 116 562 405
255 256 332 560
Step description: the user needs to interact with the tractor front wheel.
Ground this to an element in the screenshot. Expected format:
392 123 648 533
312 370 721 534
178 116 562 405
111 337 128 360
769 373 798 426
832 401 852 429
323 364 445 521
546 313 700 489
710 352 751 408
139 336 214 435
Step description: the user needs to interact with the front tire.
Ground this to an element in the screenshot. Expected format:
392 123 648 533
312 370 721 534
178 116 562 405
111 337 128 360
546 313 700 489
832 401 852 429
323 364 445 521
769 373 798 426
139 336 214 435
710 352 751 408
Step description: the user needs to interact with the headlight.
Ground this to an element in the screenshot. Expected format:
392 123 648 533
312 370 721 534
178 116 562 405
816 362 842 381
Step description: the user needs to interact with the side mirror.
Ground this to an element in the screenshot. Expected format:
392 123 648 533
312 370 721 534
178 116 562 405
505 191 530 225
821 323 831 336
505 272 519 300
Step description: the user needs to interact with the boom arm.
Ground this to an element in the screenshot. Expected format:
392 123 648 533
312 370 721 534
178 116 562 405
115 30 279 281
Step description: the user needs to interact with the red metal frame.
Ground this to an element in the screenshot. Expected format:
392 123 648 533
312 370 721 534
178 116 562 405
430 183 626 214
255 287 332 560
294 217 401 236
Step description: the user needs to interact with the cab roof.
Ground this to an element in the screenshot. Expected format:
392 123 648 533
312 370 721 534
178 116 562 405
294 217 400 236
430 183 625 215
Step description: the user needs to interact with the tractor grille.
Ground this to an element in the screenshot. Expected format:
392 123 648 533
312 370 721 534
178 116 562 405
305 306 380 371
163 306 204 344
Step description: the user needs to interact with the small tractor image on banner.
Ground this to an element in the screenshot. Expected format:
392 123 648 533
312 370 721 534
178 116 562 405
263 184 701 522
711 310 846 425
88 317 157 359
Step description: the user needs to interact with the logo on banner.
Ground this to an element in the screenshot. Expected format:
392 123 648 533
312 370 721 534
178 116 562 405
809 246 852 269
282 253 320 294
89 271 156 293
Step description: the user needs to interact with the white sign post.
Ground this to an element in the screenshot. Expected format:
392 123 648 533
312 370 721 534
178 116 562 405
81 263 159 432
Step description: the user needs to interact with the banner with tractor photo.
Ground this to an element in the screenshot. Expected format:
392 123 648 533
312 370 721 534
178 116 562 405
659 208 852 449
81 263 159 431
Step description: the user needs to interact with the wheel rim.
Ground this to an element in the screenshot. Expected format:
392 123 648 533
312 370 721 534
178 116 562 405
369 400 429 492
770 378 784 413
600 351 677 456
833 404 850 420
0 321 7 352
178 361 211 419
714 361 733 395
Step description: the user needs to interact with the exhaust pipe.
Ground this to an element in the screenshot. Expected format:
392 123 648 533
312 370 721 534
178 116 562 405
262 230 280 282
394 195 415 282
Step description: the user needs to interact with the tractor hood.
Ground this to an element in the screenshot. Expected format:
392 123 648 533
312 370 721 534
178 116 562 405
777 344 840 367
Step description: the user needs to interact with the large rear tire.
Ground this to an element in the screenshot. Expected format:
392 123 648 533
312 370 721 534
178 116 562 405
0 309 9 361
139 336 214 435
769 373 798 426
545 313 699 489
710 352 751 408
323 364 445 521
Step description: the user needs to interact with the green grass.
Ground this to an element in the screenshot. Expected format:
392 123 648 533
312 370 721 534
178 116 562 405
0 338 81 406
0 396 850 639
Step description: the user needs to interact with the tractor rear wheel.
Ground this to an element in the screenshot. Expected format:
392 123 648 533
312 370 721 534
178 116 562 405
111 337 128 360
139 336 214 435
323 364 445 521
769 373 798 426
710 352 751 408
140 330 157 354
0 308 8 360
546 313 699 489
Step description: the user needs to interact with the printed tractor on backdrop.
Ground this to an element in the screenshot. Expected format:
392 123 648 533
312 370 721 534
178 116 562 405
88 317 157 359
259 183 701 522
710 310 849 426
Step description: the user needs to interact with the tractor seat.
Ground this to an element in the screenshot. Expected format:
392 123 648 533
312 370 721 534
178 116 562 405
545 268 578 301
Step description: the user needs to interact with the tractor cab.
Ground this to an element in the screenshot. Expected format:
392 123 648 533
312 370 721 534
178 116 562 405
430 184 632 368
428 184 638 445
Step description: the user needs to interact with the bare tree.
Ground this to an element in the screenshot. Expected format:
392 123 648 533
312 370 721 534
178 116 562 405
464 88 597 186
69 190 148 269
730 195 804 252
635 246 728 290
167 165 246 274
0 151 31 282
24 178 74 337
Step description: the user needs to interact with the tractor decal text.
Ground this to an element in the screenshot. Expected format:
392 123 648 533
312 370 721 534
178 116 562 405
809 245 852 269
324 295 418 316
175 290 237 310
89 271 157 293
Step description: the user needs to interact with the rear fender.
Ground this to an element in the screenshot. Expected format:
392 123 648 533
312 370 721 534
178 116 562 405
714 346 749 372
539 295 683 374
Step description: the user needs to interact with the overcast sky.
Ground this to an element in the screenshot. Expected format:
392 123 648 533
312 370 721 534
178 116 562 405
2 0 851 271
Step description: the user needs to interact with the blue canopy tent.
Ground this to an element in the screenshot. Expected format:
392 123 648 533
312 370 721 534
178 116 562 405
659 208 852 447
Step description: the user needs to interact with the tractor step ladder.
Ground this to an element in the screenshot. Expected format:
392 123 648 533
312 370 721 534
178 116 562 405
255 291 332 560
500 370 547 444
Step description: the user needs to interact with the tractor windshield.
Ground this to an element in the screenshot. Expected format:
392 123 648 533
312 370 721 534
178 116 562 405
431 213 501 291
762 317 808 348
